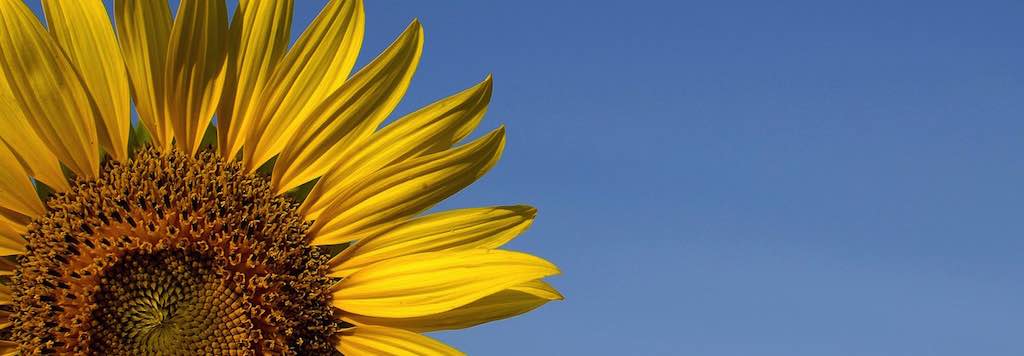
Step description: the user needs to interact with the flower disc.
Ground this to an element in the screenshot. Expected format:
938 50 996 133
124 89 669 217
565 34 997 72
7 149 338 355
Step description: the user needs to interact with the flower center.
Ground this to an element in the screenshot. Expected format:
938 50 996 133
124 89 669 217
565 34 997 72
90 249 252 354
7 149 339 355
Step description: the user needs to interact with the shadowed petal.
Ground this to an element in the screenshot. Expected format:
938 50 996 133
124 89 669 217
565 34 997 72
0 0 99 178
43 0 131 161
115 0 173 150
0 79 68 191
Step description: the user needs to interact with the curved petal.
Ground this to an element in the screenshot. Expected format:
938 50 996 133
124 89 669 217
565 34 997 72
343 280 561 332
329 205 536 277
310 128 505 245
271 20 423 193
0 310 9 329
242 0 364 171
0 138 44 219
217 0 293 159
331 249 559 318
0 258 15 276
507 279 564 300
0 79 68 191
336 326 463 356
0 284 10 305
0 0 99 178
164 0 228 155
301 76 492 219
0 234 25 257
115 0 173 150
0 211 27 256
42 0 131 161
0 340 15 354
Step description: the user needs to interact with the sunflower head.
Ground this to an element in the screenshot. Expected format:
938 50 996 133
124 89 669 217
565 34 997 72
0 0 561 354
10 149 336 354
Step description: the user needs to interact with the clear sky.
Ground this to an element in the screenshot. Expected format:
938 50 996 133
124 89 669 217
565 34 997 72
31 1 1024 355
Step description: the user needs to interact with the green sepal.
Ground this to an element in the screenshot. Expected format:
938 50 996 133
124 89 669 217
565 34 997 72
286 177 319 203
127 121 153 156
256 155 277 177
322 242 352 258
198 121 218 152
33 179 56 202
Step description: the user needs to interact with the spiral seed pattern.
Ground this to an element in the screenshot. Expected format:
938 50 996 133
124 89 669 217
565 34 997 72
7 149 339 355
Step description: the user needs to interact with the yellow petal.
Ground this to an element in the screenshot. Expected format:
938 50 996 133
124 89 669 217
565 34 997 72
0 209 28 257
332 249 559 318
310 127 505 245
0 284 10 304
115 0 173 150
337 326 464 356
0 79 68 191
0 139 44 219
217 0 293 159
164 0 228 155
42 0 131 161
271 20 423 193
508 279 565 300
301 76 492 219
0 0 99 178
0 310 9 329
0 236 25 256
242 0 364 171
343 280 561 332
329 205 536 277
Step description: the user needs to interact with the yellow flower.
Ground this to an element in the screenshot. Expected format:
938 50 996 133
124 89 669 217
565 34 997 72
0 0 561 354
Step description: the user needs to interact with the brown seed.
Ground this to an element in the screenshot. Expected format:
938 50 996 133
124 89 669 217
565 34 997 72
8 149 339 355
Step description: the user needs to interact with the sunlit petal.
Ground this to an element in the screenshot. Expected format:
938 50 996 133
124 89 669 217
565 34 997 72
243 0 364 171
343 280 561 332
332 249 559 318
310 128 505 245
336 326 463 356
164 0 228 155
217 0 293 159
271 20 422 193
301 76 491 219
329 205 535 277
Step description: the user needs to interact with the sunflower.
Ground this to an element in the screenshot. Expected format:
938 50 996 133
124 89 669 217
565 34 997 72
0 0 561 354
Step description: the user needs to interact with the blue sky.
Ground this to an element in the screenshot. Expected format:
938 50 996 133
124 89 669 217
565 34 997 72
29 1 1024 354
367 1 1023 355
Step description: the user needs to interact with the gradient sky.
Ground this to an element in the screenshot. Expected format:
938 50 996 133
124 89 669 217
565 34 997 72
29 1 1024 355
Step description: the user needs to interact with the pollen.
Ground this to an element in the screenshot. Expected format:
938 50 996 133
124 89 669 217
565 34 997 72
6 149 339 355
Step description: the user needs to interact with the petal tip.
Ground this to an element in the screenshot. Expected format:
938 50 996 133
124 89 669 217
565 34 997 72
520 205 538 217
548 288 566 301
405 19 424 42
478 74 494 96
